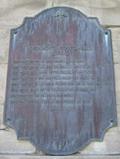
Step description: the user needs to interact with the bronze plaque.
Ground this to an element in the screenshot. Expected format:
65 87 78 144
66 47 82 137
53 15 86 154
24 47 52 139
4 7 117 155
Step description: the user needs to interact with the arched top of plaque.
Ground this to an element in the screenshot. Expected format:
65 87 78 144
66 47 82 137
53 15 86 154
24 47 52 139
4 7 117 155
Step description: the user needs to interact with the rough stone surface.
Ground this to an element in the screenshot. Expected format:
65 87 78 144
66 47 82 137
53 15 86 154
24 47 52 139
53 0 120 25
0 0 120 158
0 155 120 159
0 64 7 103
0 129 35 154
0 28 10 63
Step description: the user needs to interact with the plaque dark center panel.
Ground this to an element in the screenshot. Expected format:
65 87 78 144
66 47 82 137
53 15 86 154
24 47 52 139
4 7 117 155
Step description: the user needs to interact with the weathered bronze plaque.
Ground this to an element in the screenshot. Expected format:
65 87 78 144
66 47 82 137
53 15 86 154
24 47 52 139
4 7 117 155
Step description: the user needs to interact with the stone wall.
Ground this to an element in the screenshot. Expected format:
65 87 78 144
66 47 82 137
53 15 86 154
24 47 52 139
0 0 120 158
